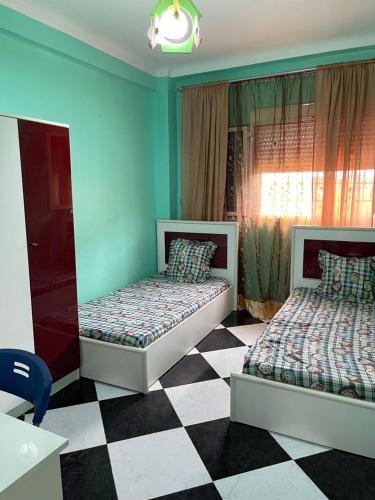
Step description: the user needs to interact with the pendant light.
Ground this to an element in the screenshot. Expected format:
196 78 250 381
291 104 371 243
148 0 202 53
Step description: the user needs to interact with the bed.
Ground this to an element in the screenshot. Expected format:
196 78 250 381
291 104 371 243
230 225 375 459
79 220 238 393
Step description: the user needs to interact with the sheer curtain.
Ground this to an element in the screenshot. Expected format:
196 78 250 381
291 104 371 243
228 61 375 321
181 83 229 221
229 72 317 320
313 60 375 227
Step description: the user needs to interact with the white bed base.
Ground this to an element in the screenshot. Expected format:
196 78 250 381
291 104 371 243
230 225 375 459
80 220 238 393
230 373 375 458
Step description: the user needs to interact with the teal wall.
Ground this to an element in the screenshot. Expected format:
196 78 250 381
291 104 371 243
1 5 374 301
154 77 176 219
153 77 178 221
167 45 375 218
0 6 159 303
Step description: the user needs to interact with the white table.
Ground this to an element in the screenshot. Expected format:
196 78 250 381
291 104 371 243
0 412 68 500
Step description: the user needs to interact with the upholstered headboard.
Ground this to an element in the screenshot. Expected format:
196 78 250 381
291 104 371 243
291 225 375 291
157 220 238 310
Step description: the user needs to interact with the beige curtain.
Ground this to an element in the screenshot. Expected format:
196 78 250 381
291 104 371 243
313 60 375 227
182 83 229 221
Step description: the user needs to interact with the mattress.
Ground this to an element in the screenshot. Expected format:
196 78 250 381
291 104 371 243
243 287 375 402
79 273 230 348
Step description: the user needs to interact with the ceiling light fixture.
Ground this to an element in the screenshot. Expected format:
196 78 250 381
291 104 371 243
148 0 202 53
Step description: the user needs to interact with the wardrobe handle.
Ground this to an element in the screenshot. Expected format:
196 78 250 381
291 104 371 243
31 242 39 247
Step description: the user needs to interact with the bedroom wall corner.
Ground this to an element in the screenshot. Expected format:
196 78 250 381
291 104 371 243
0 5 159 304
154 77 178 221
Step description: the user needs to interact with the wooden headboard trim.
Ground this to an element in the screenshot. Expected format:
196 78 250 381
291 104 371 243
291 226 375 291
157 220 238 310
303 239 375 279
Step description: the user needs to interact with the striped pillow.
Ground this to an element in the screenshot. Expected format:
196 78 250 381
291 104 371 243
317 250 375 303
166 238 217 283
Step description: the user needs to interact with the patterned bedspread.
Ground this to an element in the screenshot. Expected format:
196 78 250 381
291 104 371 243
243 288 375 402
79 273 230 348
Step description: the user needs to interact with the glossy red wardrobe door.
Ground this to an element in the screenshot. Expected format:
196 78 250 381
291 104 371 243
18 120 80 381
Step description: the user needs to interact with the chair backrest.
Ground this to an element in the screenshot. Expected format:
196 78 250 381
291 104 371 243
0 349 52 426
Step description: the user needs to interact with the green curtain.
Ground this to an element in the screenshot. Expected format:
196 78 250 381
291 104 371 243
229 72 315 127
227 71 316 321
238 221 292 320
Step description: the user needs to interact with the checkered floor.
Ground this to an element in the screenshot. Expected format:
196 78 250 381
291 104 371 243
25 310 375 500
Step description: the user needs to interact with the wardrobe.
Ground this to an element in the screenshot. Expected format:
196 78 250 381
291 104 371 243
0 115 80 413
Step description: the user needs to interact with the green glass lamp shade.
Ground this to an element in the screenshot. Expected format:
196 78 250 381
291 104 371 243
148 0 202 53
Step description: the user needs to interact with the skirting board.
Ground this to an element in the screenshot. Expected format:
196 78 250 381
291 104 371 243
80 287 234 393
6 368 80 418
230 372 375 459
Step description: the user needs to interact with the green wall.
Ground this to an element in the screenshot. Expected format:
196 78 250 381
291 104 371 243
167 45 375 218
0 5 159 303
1 5 374 302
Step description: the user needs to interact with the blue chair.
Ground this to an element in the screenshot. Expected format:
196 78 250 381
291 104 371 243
0 349 52 426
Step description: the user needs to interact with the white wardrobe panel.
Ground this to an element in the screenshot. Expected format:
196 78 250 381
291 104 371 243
0 115 35 414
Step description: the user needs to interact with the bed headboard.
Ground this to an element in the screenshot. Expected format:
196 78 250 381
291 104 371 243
291 225 375 291
157 220 238 310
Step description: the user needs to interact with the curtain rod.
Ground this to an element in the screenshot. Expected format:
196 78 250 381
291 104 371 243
176 66 316 91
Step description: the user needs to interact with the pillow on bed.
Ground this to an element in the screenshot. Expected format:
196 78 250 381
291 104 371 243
166 238 217 283
317 249 375 303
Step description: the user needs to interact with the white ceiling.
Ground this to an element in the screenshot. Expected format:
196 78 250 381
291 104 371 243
2 0 375 77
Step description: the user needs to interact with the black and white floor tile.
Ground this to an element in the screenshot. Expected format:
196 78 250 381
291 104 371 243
25 313 375 500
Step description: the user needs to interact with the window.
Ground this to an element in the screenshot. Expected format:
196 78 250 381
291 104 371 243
226 127 249 220
259 171 314 218
253 112 316 219
225 107 318 220
226 111 375 224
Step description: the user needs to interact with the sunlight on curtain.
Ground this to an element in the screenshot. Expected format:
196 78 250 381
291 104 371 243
313 60 375 227
227 61 375 321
